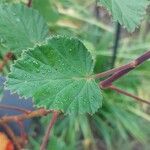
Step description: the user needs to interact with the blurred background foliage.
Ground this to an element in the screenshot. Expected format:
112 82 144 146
0 0 150 150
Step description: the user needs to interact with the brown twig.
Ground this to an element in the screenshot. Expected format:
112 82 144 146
108 85 150 105
0 108 52 124
27 0 32 7
96 50 150 80
40 111 59 150
99 50 150 88
0 104 31 114
95 61 136 79
99 50 150 105
0 52 13 72
17 121 28 141
0 123 21 150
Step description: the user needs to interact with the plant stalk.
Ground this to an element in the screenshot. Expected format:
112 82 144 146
40 111 59 150
109 85 150 105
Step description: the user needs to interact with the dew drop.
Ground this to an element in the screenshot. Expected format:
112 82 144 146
16 18 20 22
12 12 16 16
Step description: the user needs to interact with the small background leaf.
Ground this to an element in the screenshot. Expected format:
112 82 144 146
32 0 59 23
0 3 49 55
98 0 150 32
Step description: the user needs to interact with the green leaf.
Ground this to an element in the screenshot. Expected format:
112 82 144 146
6 36 102 114
32 0 59 23
0 3 49 55
98 0 149 32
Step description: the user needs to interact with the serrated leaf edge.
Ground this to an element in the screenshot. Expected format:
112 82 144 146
98 1 150 32
4 35 99 115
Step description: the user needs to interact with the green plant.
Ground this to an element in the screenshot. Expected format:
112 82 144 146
0 0 150 150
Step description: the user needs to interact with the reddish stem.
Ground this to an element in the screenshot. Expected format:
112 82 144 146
17 121 27 142
40 111 59 150
0 104 31 114
109 85 150 105
98 50 150 105
0 52 13 72
0 108 52 124
100 50 150 88
95 62 135 79
27 0 32 7
0 123 21 150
